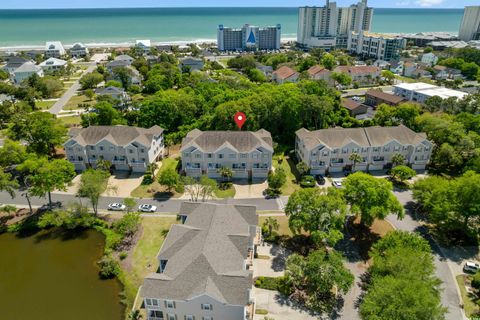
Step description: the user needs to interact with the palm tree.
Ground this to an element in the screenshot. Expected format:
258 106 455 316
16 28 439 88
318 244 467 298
218 166 233 183
349 152 363 172
127 310 142 320
262 217 279 237
391 153 406 167
147 162 159 179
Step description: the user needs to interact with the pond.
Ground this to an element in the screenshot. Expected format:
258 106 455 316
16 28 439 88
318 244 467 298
0 229 125 320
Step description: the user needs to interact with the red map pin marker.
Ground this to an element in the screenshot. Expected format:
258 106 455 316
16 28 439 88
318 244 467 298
234 111 246 130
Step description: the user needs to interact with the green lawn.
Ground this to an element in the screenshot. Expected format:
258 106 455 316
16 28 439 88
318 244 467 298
456 275 480 317
120 216 177 308
35 100 56 110
214 185 236 199
58 115 81 127
64 94 95 110
130 158 182 198
259 215 293 236
273 156 301 195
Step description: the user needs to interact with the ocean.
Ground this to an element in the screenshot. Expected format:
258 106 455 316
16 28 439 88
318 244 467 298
0 7 465 48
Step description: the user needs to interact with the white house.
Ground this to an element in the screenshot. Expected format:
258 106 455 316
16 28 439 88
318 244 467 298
421 53 438 67
295 125 433 174
39 57 68 72
141 202 259 320
12 62 44 84
181 129 273 180
393 82 468 103
95 86 129 105
70 43 89 57
135 40 151 54
45 41 66 58
2 56 31 73
64 125 165 172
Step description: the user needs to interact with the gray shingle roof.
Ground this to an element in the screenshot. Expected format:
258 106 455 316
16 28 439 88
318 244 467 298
181 129 273 153
67 125 163 147
296 125 429 150
14 61 42 73
141 202 257 306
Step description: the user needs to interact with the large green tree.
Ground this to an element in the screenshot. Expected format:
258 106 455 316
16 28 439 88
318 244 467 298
0 168 19 198
77 169 110 215
344 172 403 226
285 188 346 246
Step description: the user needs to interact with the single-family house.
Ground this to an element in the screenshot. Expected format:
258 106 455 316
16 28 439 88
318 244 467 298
12 62 44 84
402 62 417 77
181 129 273 180
389 60 404 75
135 40 151 54
411 67 432 79
333 66 381 85
179 57 204 72
45 41 66 58
432 65 463 80
307 65 332 83
272 66 299 84
295 125 433 175
421 53 438 66
141 202 260 320
39 57 68 72
70 43 89 57
95 86 129 105
2 56 31 73
342 99 369 117
365 89 406 107
64 125 165 172
106 59 131 72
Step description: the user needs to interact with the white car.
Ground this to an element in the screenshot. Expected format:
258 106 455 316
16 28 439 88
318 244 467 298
107 203 126 211
138 204 157 213
332 178 343 188
463 261 480 273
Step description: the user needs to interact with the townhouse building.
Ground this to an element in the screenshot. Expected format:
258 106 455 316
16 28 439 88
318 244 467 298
272 66 299 84
333 65 381 85
307 65 332 83
181 129 273 180
70 43 89 57
141 202 260 320
365 89 406 107
295 125 433 175
64 125 164 172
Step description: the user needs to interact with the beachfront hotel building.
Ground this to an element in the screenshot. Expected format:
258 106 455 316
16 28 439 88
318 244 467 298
141 202 260 320
347 31 406 61
217 24 281 51
295 125 433 174
297 0 373 49
180 129 273 180
459 6 480 41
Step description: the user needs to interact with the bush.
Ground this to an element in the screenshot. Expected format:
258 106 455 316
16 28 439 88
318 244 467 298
142 174 154 185
472 272 480 289
300 175 316 188
97 255 120 279
255 276 280 291
265 187 281 198
119 252 128 260
113 212 140 238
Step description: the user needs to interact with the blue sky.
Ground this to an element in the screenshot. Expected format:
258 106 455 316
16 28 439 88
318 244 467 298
0 0 476 9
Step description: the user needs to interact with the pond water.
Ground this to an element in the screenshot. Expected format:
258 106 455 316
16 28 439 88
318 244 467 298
0 229 124 320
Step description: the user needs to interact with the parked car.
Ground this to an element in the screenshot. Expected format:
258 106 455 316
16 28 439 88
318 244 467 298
332 178 344 188
107 203 126 211
463 261 480 273
38 201 62 213
315 175 326 185
138 204 157 212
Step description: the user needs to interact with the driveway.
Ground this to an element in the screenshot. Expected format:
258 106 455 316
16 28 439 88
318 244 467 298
102 171 144 198
55 174 82 195
234 181 268 199
254 243 289 278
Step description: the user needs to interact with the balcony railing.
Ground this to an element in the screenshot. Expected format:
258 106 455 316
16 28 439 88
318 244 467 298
414 160 427 165
112 160 126 165
330 162 345 167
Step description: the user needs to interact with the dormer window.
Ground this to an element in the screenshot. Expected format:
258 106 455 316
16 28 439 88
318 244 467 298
159 259 168 273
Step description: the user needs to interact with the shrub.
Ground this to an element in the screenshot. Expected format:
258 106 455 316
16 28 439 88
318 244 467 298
472 272 480 289
119 252 128 260
265 187 281 198
255 276 279 291
300 175 316 188
142 174 153 185
97 255 120 279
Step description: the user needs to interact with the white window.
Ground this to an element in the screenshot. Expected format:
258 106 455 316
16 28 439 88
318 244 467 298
229 154 236 159
202 317 212 320
207 153 213 158
218 154 224 159
166 300 175 308
201 303 213 310
186 316 194 320
145 298 152 306
152 299 158 306
167 315 176 320
140 148 145 153
195 154 201 159
240 153 248 158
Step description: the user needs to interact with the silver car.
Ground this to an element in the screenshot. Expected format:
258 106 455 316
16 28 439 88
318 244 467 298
107 203 126 211
138 204 157 213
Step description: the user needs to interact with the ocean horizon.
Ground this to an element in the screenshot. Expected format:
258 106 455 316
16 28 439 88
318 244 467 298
0 7 465 49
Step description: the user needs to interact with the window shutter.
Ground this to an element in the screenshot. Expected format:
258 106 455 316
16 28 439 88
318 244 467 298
173 301 176 308
164 300 167 308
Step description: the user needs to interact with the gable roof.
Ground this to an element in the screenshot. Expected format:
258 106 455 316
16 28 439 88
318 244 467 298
307 65 330 76
115 54 134 61
39 57 67 67
334 65 380 75
181 129 273 153
366 89 406 104
95 86 125 95
296 125 429 150
141 203 257 306
45 41 64 51
14 61 42 73
106 60 131 68
66 125 163 147
71 43 86 49
136 40 151 47
342 98 363 111
273 66 298 80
